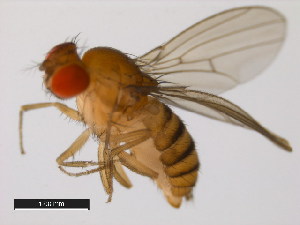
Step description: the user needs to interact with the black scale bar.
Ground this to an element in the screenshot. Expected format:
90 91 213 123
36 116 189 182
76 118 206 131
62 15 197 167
14 199 90 210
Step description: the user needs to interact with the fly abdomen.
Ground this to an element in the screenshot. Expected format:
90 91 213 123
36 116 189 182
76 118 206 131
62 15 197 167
160 125 199 196
144 100 199 204
141 98 200 208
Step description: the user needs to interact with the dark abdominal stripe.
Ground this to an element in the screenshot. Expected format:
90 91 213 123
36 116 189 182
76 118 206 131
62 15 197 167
156 104 199 188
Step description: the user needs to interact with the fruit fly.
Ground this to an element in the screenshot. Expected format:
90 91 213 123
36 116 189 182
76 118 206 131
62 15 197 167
19 6 292 208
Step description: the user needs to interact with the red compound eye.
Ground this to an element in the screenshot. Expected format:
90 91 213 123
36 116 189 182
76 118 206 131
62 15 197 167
50 64 90 98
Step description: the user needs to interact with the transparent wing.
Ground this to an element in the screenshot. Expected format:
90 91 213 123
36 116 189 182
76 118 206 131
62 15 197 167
150 86 291 151
137 6 286 94
135 6 290 150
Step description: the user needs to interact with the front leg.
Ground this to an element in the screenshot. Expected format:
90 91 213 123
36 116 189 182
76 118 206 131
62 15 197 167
19 102 82 154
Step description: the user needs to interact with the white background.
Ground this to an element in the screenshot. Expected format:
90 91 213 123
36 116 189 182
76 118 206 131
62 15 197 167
0 1 299 225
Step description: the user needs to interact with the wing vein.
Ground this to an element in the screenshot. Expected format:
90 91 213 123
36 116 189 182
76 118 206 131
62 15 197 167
151 69 239 83
211 37 284 59
150 36 283 73
154 8 251 64
178 19 284 60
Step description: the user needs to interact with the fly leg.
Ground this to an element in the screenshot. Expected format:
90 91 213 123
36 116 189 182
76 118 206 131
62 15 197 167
98 129 158 202
56 128 104 176
98 142 113 202
19 102 82 154
20 103 106 178
55 128 122 181
112 129 158 179
58 166 104 177
110 130 151 157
